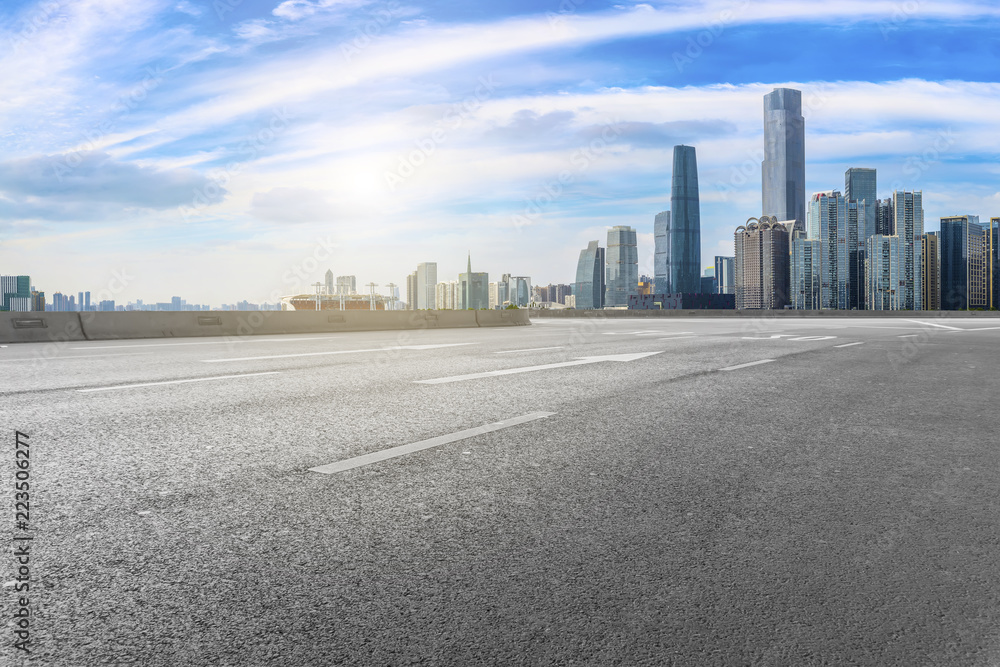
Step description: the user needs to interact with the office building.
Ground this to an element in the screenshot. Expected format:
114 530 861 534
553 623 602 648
762 88 806 233
807 191 865 310
459 254 489 309
940 215 988 310
1 275 31 312
606 225 639 307
866 235 905 310
574 241 605 309
654 211 670 294
670 145 701 294
336 275 356 295
324 270 334 295
637 276 654 296
845 168 877 241
406 271 417 309
510 276 532 307
714 256 735 295
30 291 45 312
992 218 1000 309
893 191 924 310
791 234 822 310
415 262 437 310
734 217 790 310
922 232 941 311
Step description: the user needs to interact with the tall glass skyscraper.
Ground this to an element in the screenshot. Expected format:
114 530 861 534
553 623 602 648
714 256 735 295
670 145 701 294
791 234 821 310
807 191 865 310
940 215 986 310
574 241 605 309
866 235 904 311
762 88 806 233
845 167 877 241
893 190 923 310
653 211 670 294
605 226 638 307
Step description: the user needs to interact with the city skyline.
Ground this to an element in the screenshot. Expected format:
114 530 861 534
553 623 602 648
1 1 1000 303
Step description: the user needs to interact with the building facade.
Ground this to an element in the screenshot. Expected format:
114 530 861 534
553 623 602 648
866 235 905 310
762 88 806 233
876 198 895 236
606 225 639 307
893 191 923 310
415 262 437 310
654 211 670 294
791 235 822 310
922 232 941 311
714 256 735 295
845 167 878 241
734 217 790 310
940 215 987 310
574 241 605 309
459 255 489 309
807 191 865 310
670 145 701 294
0 275 31 312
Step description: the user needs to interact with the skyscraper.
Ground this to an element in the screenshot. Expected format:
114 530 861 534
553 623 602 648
670 145 701 294
807 191 865 310
893 191 923 310
336 275 356 295
714 256 735 295
1 276 31 312
734 217 789 309
459 254 489 309
406 271 417 309
866 235 905 311
922 232 941 311
653 211 670 294
415 262 437 310
940 215 987 310
324 270 334 295
876 198 895 236
606 225 638 307
845 168 877 241
762 88 806 233
791 233 822 310
574 241 605 309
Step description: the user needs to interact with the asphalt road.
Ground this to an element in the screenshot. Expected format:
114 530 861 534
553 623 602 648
3 316 1000 666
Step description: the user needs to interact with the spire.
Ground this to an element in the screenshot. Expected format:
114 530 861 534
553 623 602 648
467 252 472 275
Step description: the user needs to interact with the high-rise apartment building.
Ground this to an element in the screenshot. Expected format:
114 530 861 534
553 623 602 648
654 211 670 294
336 275 356 295
866 235 905 310
762 88 806 233
714 256 735 295
876 199 895 236
324 270 334 295
670 145 701 294
940 215 988 310
435 280 459 310
734 217 789 309
606 225 638 307
893 191 924 310
574 241 605 309
922 232 941 310
406 271 417 309
845 168 877 241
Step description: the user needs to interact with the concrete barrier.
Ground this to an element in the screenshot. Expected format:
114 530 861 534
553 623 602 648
0 309 530 344
529 309 1000 319
0 313 87 344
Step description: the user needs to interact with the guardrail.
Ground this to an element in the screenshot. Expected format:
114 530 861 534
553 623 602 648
529 309 1000 319
0 309 529 344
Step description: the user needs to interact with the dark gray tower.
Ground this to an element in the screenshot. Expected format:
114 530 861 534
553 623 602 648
762 88 806 233
653 211 670 294
670 145 701 294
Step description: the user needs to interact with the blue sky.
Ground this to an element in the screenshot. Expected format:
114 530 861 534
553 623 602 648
1 0 999 304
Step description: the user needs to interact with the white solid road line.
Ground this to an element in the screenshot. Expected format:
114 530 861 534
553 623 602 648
70 335 351 350
719 359 776 372
0 352 155 363
657 336 696 341
77 372 280 393
834 342 865 348
898 334 919 338
202 343 474 363
416 351 662 384
904 319 964 331
494 346 565 354
309 411 556 474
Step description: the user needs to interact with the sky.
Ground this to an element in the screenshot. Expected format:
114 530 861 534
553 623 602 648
1 0 999 305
